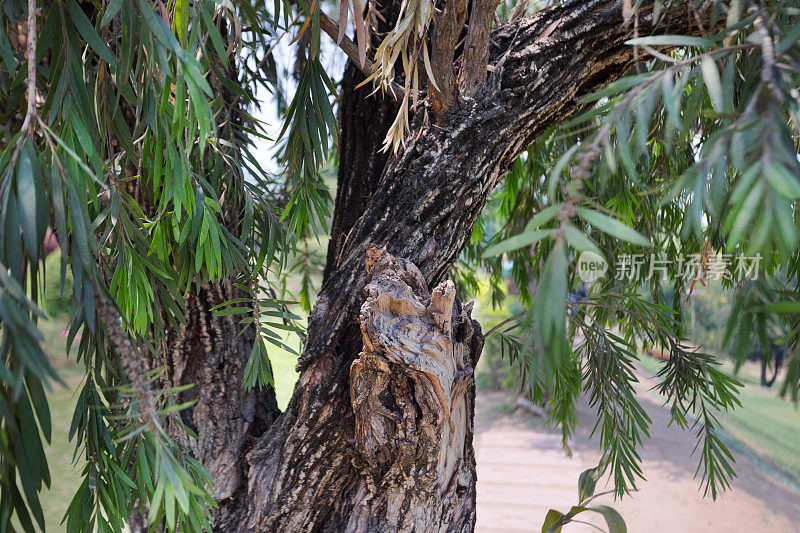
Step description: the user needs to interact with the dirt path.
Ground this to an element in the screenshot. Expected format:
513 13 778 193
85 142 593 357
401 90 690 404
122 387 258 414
474 389 800 532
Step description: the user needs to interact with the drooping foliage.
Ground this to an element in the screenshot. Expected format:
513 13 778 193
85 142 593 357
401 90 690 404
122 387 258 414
467 0 800 499
0 0 798 531
0 0 328 528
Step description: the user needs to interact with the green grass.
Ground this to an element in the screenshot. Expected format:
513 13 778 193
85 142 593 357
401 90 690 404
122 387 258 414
35 315 86 531
713 382 800 480
637 354 800 481
31 312 301 530
40 374 85 530
269 334 300 410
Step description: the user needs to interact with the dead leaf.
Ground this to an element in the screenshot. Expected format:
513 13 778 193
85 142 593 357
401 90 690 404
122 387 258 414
337 0 349 44
353 0 367 67
534 18 560 44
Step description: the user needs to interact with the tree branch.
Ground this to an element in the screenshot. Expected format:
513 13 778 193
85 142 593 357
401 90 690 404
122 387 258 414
429 0 469 119
22 0 37 137
458 0 501 98
241 1 715 528
300 0 712 370
509 0 529 22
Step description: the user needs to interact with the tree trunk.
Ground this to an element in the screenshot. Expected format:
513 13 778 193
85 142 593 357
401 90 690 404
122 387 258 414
129 281 282 532
165 281 282 526
244 247 484 531
163 1 710 530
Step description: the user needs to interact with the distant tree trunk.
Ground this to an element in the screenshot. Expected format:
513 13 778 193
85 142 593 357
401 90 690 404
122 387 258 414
163 1 710 530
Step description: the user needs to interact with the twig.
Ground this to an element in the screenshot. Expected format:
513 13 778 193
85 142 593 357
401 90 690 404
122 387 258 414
509 0 528 22
21 0 37 137
484 310 528 338
752 6 784 103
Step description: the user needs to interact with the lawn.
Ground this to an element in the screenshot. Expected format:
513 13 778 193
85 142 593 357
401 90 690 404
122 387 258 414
270 335 300 409
31 316 86 531
637 353 800 482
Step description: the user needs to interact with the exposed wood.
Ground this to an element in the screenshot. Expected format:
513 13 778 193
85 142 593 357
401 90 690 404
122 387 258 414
347 246 479 530
515 395 547 418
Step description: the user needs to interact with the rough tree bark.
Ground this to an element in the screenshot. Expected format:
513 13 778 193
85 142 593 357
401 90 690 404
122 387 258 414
166 282 281 525
170 1 711 530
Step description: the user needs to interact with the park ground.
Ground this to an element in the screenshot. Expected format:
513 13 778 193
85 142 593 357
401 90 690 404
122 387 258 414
35 314 800 531
474 384 800 532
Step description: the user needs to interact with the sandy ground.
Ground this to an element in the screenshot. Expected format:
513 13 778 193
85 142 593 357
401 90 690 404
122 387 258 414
474 389 800 533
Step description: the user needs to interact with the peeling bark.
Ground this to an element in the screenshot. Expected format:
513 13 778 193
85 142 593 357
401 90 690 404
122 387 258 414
346 247 481 531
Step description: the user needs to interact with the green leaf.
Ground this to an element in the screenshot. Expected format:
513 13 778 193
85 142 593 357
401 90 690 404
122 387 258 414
212 306 252 317
100 0 124 27
577 466 599 503
576 208 650 247
200 0 228 66
67 0 118 66
764 160 800 199
625 35 715 47
15 148 40 262
701 55 724 113
0 13 17 70
525 204 562 231
563 225 604 258
758 301 800 314
482 230 553 258
137 0 181 52
175 0 190 47
588 505 627 533
541 509 564 533
534 240 568 366
26 375 51 443
581 74 652 102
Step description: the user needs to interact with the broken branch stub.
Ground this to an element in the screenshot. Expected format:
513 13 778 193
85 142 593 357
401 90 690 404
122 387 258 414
347 246 483 531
